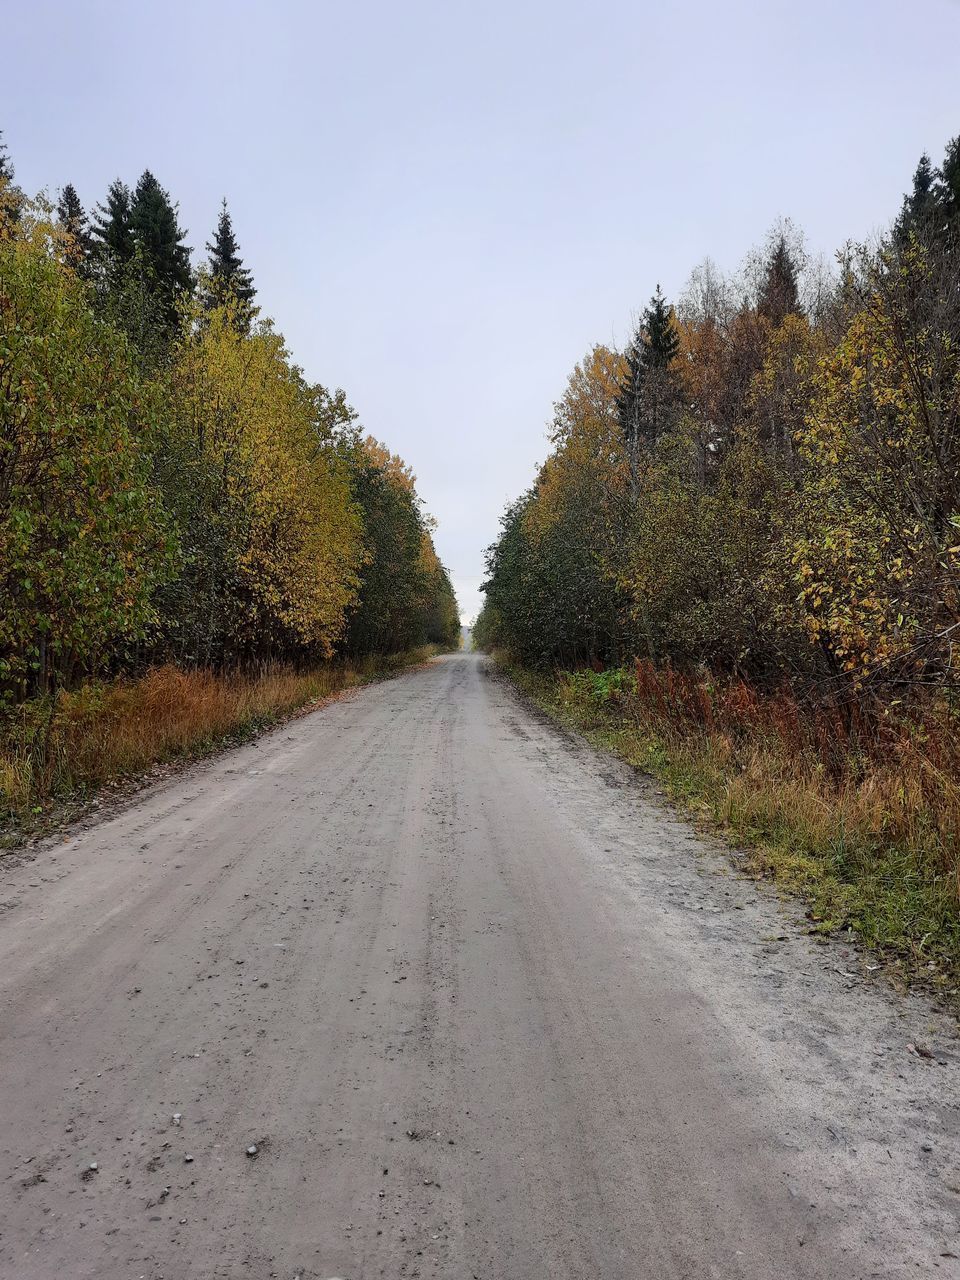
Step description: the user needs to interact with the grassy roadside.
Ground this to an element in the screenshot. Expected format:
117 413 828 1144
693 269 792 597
495 656 960 998
1 647 442 844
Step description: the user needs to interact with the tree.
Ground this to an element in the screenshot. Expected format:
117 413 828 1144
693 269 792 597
895 154 940 246
748 311 824 463
676 258 757 481
202 199 256 325
538 346 631 663
478 492 538 660
163 304 362 664
758 235 800 326
616 286 681 491
0 209 175 699
791 238 960 690
92 172 193 340
0 136 457 705
91 179 134 272
419 540 460 648
478 348 633 667
129 170 193 325
342 439 437 656
936 135 960 229
0 132 13 185
56 183 94 274
0 129 23 231
642 285 681 369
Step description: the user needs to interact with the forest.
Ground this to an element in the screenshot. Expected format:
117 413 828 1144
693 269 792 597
477 138 960 981
0 135 459 818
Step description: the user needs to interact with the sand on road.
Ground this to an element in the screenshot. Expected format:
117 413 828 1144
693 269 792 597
0 652 957 1279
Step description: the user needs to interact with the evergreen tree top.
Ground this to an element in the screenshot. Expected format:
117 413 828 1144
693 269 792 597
203 197 256 313
57 183 94 268
913 153 935 198
640 285 680 370
758 236 800 326
207 199 243 276
0 130 14 184
57 183 86 229
91 170 194 327
129 169 192 290
0 129 23 228
895 153 941 246
615 285 681 462
894 135 960 250
937 135 960 221
91 179 134 261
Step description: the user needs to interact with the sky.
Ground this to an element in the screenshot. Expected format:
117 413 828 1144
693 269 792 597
5 0 960 623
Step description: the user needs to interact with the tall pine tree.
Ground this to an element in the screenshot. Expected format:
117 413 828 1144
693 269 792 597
0 131 13 184
616 286 681 492
0 129 23 230
640 286 680 370
57 183 94 274
894 137 960 254
201 198 257 325
758 236 800 326
936 135 960 230
128 169 193 325
91 179 134 269
895 154 940 245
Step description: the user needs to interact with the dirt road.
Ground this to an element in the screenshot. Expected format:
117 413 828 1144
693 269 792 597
0 653 957 1279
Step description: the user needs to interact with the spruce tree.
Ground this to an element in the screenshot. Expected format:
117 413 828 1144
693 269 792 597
758 236 800 326
0 129 23 229
129 169 193 325
895 154 939 246
616 286 681 487
895 138 960 254
57 183 94 273
0 131 12 183
202 198 257 324
91 179 134 268
640 285 680 371
616 339 644 494
936 135 960 229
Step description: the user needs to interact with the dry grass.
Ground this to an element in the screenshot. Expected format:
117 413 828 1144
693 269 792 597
503 656 960 993
0 649 435 827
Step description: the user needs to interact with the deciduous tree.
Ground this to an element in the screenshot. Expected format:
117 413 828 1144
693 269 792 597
0 207 174 699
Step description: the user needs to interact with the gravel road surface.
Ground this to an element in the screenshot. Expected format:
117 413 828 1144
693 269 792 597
0 652 957 1279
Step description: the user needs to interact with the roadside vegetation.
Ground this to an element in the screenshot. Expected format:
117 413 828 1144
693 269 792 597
505 661 959 994
476 136 960 990
0 135 458 827
0 650 438 837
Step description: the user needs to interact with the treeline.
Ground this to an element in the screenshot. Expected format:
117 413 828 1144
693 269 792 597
0 134 459 708
477 136 960 710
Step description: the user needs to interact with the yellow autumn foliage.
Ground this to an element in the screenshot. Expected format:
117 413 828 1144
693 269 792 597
169 306 363 659
793 243 960 684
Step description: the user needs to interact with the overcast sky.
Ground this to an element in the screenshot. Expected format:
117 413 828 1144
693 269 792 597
5 0 960 622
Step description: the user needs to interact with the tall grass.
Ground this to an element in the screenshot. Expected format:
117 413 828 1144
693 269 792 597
0 649 435 828
505 656 960 990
